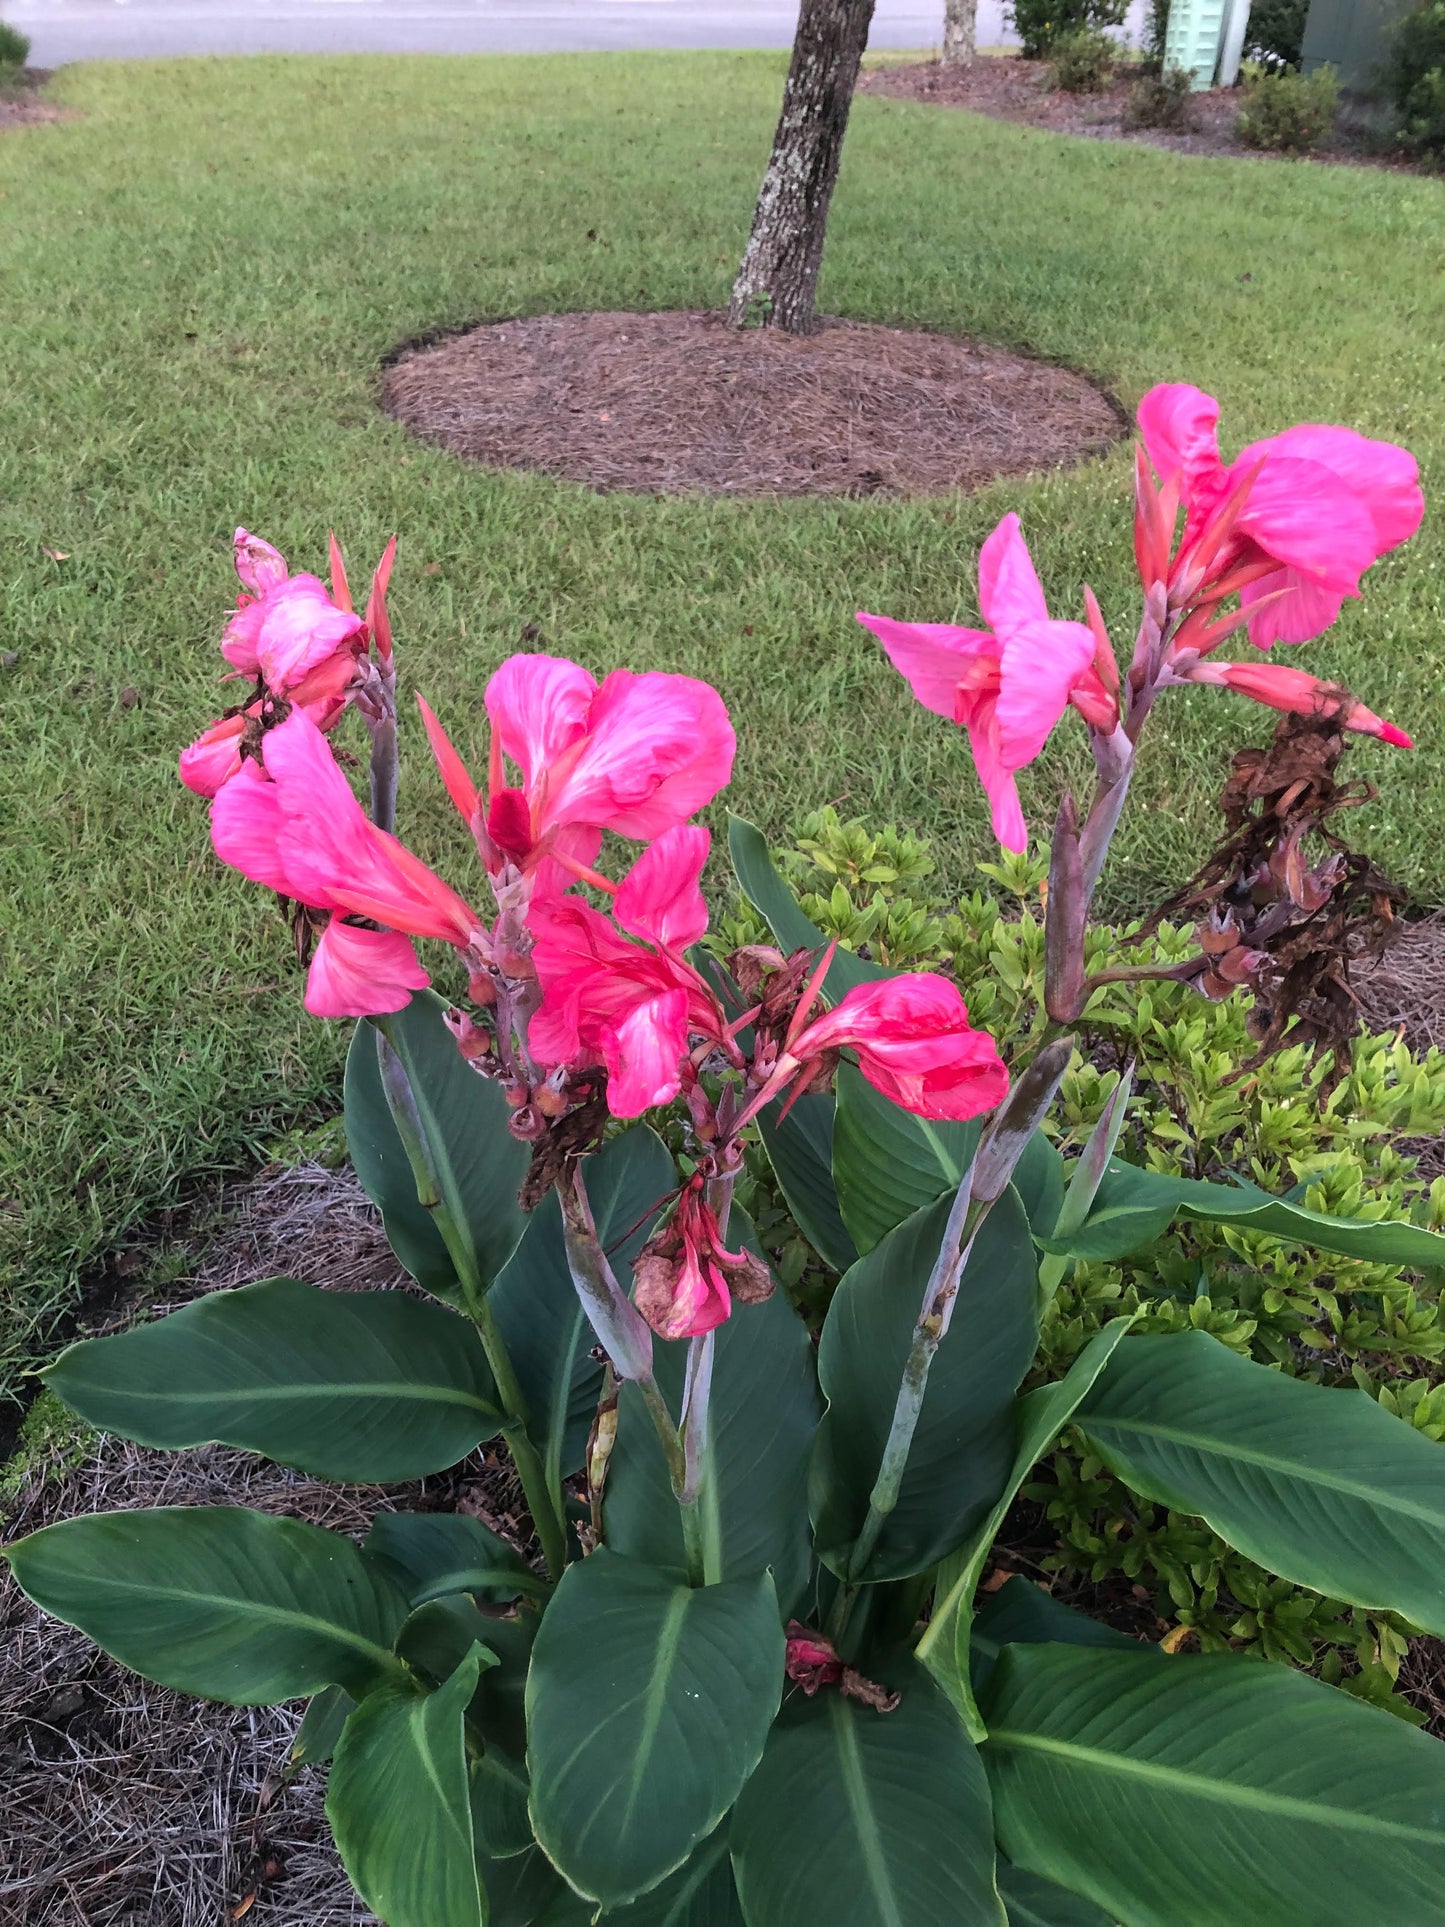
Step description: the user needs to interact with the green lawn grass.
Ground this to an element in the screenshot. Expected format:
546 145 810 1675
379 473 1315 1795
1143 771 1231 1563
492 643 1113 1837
2 52 1442 1400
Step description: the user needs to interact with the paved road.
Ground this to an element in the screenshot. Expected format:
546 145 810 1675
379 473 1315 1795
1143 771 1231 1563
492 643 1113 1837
16 0 1037 67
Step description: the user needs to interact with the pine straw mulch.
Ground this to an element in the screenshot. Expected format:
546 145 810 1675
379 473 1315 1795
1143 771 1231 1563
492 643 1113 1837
379 309 1125 498
859 57 1430 175
0 1164 533 1927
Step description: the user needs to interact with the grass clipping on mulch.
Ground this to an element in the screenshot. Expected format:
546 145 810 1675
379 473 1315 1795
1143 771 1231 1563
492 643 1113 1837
0 1165 531 1927
380 309 1123 497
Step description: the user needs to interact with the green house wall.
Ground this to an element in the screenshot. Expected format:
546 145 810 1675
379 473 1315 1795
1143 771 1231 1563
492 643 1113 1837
1300 0 1415 92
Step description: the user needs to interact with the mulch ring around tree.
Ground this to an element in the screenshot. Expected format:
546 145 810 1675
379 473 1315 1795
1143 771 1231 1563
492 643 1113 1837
379 309 1125 498
0 1164 531 1927
0 71 66 130
859 57 1426 173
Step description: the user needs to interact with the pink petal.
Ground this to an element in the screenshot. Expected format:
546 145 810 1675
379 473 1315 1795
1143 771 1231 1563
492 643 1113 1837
995 620 1095 766
221 599 267 676
252 577 366 692
1229 455 1378 598
601 988 690 1117
1136 384 1227 506
614 827 711 951
1239 568 1347 648
210 756 293 895
548 669 736 841
233 528 289 596
179 713 247 798
978 514 1049 635
305 920 429 1018
963 706 1029 852
650 1245 732 1340
796 975 1009 1121
416 694 480 822
856 612 995 721
485 653 596 791
1236 425 1424 557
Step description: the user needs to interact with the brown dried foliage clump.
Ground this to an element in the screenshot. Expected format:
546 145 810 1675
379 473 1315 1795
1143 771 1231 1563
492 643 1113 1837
380 310 1123 499
1149 713 1406 1085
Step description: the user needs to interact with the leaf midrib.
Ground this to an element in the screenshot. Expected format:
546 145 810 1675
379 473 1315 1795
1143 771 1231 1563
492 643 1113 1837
830 1696 904 1927
1080 1412 1445 1526
64 1379 499 1416
987 1728 1445 1844
55 1570 400 1669
616 1588 691 1836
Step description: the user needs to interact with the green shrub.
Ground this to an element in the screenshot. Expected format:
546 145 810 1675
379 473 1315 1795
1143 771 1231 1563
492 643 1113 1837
1049 26 1116 91
1123 65 1195 129
1242 0 1309 71
726 807 1445 1720
1139 0 1170 75
1006 0 1127 59
0 19 30 68
1386 2 1445 156
1237 63 1341 152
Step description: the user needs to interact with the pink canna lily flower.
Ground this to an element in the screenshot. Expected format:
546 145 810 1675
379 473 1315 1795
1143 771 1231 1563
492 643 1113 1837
1136 385 1424 648
787 973 1009 1122
632 1176 774 1340
210 711 486 1016
1184 658 1413 748
304 919 431 1019
179 705 256 798
417 654 735 892
528 827 730 1117
858 514 1106 852
223 528 368 701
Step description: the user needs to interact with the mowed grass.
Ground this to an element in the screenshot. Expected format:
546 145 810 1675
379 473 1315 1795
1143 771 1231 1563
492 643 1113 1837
1 53 1442 1397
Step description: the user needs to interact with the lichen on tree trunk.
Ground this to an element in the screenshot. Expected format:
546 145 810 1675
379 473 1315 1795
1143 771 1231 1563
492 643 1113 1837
726 0 878 336
942 0 978 66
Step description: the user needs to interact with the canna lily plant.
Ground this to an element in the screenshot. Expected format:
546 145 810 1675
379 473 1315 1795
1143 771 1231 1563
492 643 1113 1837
11 385 1445 1927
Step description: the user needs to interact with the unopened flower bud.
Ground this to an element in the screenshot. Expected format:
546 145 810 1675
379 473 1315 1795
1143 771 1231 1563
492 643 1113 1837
534 1069 570 1118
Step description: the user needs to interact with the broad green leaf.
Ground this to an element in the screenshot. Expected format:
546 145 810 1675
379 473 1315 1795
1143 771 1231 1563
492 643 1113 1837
589 1828 742 1925
755 1093 858 1274
811 1187 1039 1581
470 1607 539 1762
1076 1331 1445 1635
603 1212 822 1614
345 1010 460 1300
5 1506 408 1703
471 1741 535 1861
831 1060 981 1255
487 1847 574 1926
998 1860 1117 1927
328 1648 485 1927
984 1645 1445 1927
394 1594 501 1686
289 1684 354 1769
918 1318 1136 1736
731 1658 1005 1927
526 1550 783 1908
43 1278 502 1483
489 1125 673 1510
726 815 883 995
971 1577 1146 1689
1045 1158 1445 1268
365 1511 542 1605
353 990 531 1297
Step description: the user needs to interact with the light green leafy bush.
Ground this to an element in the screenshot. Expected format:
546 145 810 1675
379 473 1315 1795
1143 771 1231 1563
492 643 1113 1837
726 807 1445 1718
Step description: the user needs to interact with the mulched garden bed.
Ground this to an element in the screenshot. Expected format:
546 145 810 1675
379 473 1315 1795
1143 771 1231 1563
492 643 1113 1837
380 309 1125 498
860 56 1427 174
0 71 65 131
0 1165 530 1927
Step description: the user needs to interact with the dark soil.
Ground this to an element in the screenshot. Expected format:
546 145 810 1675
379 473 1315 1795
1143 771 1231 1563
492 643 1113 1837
0 70 64 131
380 309 1125 498
860 57 1428 174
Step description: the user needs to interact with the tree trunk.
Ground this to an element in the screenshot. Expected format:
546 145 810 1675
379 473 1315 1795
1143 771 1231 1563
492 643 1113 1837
942 0 978 66
726 0 877 336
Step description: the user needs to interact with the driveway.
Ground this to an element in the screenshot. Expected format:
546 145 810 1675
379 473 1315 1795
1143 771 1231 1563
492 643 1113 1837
16 0 1035 66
